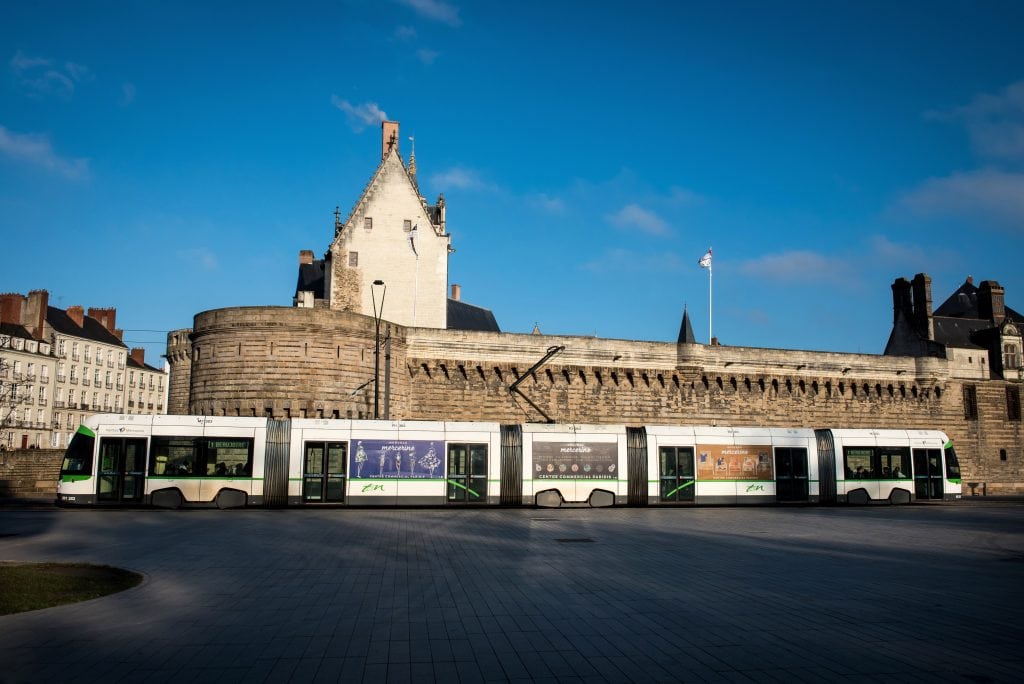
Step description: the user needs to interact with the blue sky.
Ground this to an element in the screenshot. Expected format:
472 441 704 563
3 1 1024 364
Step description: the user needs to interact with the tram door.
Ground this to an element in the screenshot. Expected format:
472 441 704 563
912 448 943 500
97 438 147 503
659 446 695 502
447 443 487 503
302 442 346 503
774 447 809 502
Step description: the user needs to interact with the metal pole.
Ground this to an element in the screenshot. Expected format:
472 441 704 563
384 323 391 420
371 280 386 419
709 262 713 344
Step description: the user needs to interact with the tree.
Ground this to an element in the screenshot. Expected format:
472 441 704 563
0 357 30 449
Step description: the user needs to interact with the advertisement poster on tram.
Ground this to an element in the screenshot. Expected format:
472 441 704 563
349 439 443 478
696 444 773 480
533 441 618 479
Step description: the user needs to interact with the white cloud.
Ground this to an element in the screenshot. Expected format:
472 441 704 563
416 48 439 65
581 248 684 273
606 203 671 236
430 166 491 190
667 186 705 205
397 0 462 27
0 125 89 180
120 82 136 106
528 193 566 214
331 97 389 131
394 25 417 40
10 50 91 99
178 247 218 270
737 250 854 284
927 80 1024 161
897 169 1024 229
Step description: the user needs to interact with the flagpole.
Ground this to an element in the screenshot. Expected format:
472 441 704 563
708 260 713 344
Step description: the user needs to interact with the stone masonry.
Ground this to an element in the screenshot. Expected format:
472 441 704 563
166 304 1024 493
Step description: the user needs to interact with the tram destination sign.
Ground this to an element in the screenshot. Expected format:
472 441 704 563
533 441 618 479
349 439 443 478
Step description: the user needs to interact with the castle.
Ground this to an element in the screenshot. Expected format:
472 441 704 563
165 122 1023 494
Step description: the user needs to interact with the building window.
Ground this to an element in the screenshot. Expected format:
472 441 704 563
403 219 412 232
349 251 359 267
1001 449 1008 461
364 217 372 231
1008 386 1021 421
84 345 91 363
963 385 978 420
1004 344 1020 370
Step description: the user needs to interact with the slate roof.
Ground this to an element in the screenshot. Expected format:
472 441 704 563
677 307 696 344
295 260 327 299
126 356 162 372
46 306 126 347
933 279 1024 321
0 322 32 339
447 299 500 332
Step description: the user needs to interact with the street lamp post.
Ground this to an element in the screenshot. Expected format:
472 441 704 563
371 280 386 419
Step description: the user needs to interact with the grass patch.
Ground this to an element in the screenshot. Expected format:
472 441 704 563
0 563 143 615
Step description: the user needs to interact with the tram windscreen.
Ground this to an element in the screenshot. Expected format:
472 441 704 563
61 426 95 477
945 443 961 479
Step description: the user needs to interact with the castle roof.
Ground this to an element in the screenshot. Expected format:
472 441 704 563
447 299 500 333
295 259 326 299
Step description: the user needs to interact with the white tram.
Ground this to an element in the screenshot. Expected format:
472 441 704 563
56 414 962 508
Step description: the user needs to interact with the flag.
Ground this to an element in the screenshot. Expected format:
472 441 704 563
409 225 418 256
698 247 712 269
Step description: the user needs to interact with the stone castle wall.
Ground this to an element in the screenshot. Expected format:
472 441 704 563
168 306 1024 493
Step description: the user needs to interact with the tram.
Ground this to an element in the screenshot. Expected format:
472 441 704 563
56 414 962 508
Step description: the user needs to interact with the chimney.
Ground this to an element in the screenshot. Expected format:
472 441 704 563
967 275 974 286
381 120 399 160
130 348 146 366
978 280 1006 324
88 307 117 333
911 273 934 340
114 329 124 341
451 283 461 301
25 290 49 340
891 277 912 324
0 293 23 325
299 250 314 265
67 305 85 327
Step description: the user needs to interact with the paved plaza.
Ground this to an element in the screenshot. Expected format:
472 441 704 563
1 502 1023 683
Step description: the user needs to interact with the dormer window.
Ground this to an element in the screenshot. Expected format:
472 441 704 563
1004 343 1021 370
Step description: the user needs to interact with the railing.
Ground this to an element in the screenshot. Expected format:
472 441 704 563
54 400 65 408
57 374 66 382
116 383 124 391
81 378 90 386
128 400 135 407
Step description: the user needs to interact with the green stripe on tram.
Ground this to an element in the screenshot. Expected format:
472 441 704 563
445 479 481 498
944 440 954 449
664 480 696 498
76 425 96 438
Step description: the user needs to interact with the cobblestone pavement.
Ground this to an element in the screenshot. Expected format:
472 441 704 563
1 504 1022 683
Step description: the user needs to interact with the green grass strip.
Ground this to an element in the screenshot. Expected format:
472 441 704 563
0 563 142 616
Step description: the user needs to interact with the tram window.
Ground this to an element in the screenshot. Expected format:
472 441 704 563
149 436 254 477
205 439 253 476
151 437 196 475
61 429 95 476
878 447 911 479
844 448 874 479
945 446 962 479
